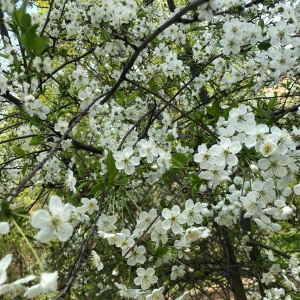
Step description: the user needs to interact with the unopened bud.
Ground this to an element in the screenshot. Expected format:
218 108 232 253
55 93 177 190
191 245 200 251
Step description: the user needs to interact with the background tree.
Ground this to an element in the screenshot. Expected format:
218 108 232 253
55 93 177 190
0 0 300 299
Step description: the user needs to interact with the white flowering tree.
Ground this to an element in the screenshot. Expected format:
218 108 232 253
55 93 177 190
0 0 300 299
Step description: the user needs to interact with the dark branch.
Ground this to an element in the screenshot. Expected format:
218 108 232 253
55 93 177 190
167 0 176 12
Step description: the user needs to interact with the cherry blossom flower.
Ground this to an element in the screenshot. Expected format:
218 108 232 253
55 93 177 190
162 205 185 234
260 140 277 157
65 169 77 194
258 153 289 179
113 147 140 175
146 287 165 300
171 265 185 280
157 150 172 173
220 36 242 55
194 144 217 169
269 126 296 154
138 139 158 163
97 214 117 232
24 95 50 120
268 20 295 46
227 105 255 132
241 191 265 218
31 195 73 243
125 245 146 266
90 250 104 271
0 275 36 297
24 271 58 298
254 215 281 232
293 183 300 195
200 163 231 188
54 118 69 135
184 226 211 243
151 221 168 247
78 197 99 214
0 254 12 285
209 137 242 166
33 56 52 73
181 199 203 226
114 283 138 298
251 178 276 204
134 208 158 234
134 268 158 290
116 229 135 251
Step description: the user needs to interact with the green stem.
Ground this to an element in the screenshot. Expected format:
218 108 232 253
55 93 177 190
125 190 142 212
12 219 44 272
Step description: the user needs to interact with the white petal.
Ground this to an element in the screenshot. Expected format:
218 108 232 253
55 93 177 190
35 227 54 243
0 222 9 235
294 184 300 195
162 208 171 219
41 271 58 291
56 223 73 241
49 196 63 214
136 268 145 276
31 210 51 228
0 254 12 271
24 284 42 298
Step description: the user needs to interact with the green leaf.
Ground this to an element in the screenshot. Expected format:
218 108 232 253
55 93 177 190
185 23 206 33
172 152 189 167
267 98 277 113
11 207 29 218
113 177 128 186
206 106 216 117
18 24 49 56
160 200 167 208
127 90 139 104
228 4 244 14
77 181 90 192
148 77 159 92
115 90 126 107
21 13 32 30
90 180 104 196
106 151 118 183
1 200 10 214
166 134 175 142
188 173 201 184
258 19 264 29
20 0 29 15
257 106 269 118
12 9 23 27
258 40 271 51
29 135 43 146
32 36 49 55
150 37 163 48
154 246 168 258
262 0 276 6
137 10 148 18
99 27 109 42
19 110 42 129
22 163 28 176
14 146 26 156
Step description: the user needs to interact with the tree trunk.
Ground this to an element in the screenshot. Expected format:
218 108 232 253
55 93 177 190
220 229 247 300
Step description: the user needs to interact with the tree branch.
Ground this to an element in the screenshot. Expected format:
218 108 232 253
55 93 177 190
167 0 176 12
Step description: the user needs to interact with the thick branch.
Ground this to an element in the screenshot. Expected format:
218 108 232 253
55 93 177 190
167 0 176 12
